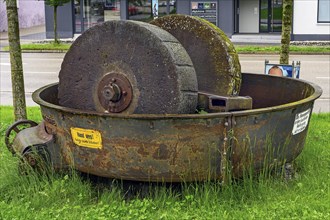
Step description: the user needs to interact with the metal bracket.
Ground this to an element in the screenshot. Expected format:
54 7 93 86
13 121 53 155
9 120 64 171
198 92 252 112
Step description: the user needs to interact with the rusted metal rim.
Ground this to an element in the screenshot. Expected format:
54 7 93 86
32 73 322 119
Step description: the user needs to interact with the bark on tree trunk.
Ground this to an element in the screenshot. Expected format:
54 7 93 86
5 0 27 120
54 5 58 44
280 0 293 64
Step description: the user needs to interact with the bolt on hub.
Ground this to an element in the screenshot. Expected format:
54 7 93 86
97 72 133 113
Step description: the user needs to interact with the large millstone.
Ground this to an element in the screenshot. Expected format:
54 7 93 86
58 20 198 114
151 15 242 96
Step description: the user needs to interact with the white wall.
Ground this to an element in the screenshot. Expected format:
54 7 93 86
239 0 259 33
293 0 330 35
0 0 45 32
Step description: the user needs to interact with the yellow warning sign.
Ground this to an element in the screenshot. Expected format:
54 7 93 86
70 127 102 149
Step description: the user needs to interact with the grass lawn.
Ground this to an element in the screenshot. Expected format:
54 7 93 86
2 43 329 55
3 43 71 52
235 45 330 54
0 106 329 219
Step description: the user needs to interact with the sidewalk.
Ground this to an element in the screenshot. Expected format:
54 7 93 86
0 24 284 48
0 25 46 50
0 24 46 40
1 24 328 53
231 33 281 45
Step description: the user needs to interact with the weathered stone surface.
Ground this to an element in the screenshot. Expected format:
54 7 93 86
151 15 242 96
58 20 198 114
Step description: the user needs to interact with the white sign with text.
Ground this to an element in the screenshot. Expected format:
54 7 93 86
292 108 311 135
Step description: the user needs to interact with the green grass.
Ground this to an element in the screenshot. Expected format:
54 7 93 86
3 43 71 52
3 42 329 54
235 45 330 54
0 106 329 219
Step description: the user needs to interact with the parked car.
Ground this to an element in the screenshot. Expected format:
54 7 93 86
128 6 138 15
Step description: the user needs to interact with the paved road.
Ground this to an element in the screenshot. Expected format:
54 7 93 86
1 53 62 106
1 52 329 112
240 54 330 113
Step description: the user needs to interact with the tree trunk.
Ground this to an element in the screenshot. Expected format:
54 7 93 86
5 0 27 120
54 5 59 44
280 0 293 64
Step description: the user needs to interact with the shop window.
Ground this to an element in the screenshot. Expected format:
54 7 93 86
128 0 150 21
159 0 177 16
75 0 120 33
104 0 121 21
128 0 176 22
318 0 330 23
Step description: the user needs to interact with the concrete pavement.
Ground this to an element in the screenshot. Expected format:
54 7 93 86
0 24 46 40
0 24 282 44
0 25 46 50
0 24 76 50
0 52 62 106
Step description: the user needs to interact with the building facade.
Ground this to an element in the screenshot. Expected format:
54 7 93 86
292 0 330 40
0 0 45 32
45 0 330 41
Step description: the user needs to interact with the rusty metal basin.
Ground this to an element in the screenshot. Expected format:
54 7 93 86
30 73 322 182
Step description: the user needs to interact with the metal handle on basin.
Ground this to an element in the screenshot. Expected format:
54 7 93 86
198 92 253 112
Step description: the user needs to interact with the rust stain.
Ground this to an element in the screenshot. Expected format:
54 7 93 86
153 144 170 160
26 72 322 182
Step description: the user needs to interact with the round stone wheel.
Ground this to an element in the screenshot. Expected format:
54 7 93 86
58 20 198 114
151 15 242 96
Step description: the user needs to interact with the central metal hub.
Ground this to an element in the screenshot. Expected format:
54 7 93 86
102 83 121 102
97 72 133 113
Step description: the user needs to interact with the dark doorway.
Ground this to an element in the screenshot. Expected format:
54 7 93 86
260 0 283 32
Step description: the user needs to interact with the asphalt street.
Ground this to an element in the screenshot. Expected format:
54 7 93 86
1 52 61 106
239 54 330 113
0 52 329 112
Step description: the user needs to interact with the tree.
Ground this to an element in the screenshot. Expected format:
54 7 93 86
280 0 293 64
45 0 71 44
5 0 27 120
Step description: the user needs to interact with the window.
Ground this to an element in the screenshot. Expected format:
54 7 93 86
318 0 330 23
128 0 176 22
74 0 121 33
128 0 151 21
